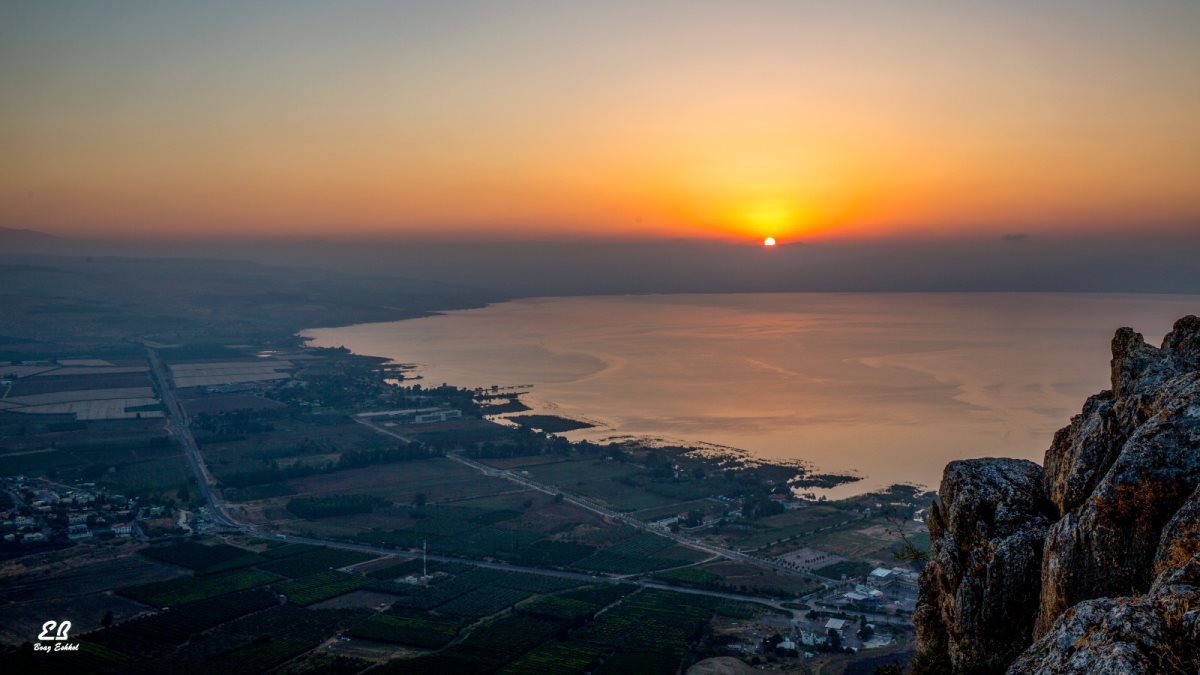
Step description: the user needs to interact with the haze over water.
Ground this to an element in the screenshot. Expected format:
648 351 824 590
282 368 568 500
305 293 1199 497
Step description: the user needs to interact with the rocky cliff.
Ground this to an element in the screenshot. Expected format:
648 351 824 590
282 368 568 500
915 315 1200 674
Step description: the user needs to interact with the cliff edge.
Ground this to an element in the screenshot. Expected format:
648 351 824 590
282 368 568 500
914 315 1200 674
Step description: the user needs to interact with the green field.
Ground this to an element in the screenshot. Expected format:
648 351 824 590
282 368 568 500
140 541 265 575
118 568 279 607
814 559 876 580
434 585 532 620
347 612 462 648
115 588 277 644
256 546 376 578
717 505 856 549
521 460 681 512
277 570 370 605
573 533 709 573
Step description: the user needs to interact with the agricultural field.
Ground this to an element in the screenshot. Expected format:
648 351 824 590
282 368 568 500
0 328 918 674
9 370 150 395
4 396 163 420
713 504 859 550
100 455 195 499
2 553 185 603
198 414 390 483
199 606 373 675
347 612 462 648
310 590 400 609
499 641 606 675
374 587 720 675
517 584 635 624
653 567 722 585
813 559 876 580
575 589 717 671
506 415 594 433
140 541 266 575
801 522 920 561
573 533 710 574
114 588 278 644
118 568 280 607
518 459 681 512
181 393 286 416
685 559 824 597
290 491 625 568
264 456 492 502
0 413 169 455
1 360 163 420
0 410 191 500
0 589 150 648
277 570 371 605
168 359 293 389
256 546 377 578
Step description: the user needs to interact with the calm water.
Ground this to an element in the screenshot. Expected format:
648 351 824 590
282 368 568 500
303 293 1199 497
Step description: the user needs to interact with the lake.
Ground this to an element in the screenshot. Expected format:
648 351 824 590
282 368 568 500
303 293 1199 497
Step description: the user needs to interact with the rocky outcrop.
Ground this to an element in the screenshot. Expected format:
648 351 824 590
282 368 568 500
915 316 1200 674
914 459 1054 670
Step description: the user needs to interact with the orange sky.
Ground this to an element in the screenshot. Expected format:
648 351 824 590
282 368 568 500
2 2 1198 242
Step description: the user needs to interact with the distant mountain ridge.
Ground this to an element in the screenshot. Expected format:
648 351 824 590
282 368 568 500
2 226 1199 296
0 226 60 247
914 316 1200 673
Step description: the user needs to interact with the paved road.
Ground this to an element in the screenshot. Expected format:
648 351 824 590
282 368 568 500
146 347 238 529
149 357 829 610
358 417 831 588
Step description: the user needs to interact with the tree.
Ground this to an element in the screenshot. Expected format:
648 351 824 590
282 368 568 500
101 610 113 629
412 492 427 508
893 530 929 564
827 628 841 650
554 493 564 503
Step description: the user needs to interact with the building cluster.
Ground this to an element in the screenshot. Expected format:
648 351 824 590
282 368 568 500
827 566 920 613
722 609 894 662
1 476 144 546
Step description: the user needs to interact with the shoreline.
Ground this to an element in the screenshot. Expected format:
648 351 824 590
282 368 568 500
295 290 1200 499
298 325 891 502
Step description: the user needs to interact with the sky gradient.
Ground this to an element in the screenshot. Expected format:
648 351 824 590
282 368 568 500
2 1 1199 242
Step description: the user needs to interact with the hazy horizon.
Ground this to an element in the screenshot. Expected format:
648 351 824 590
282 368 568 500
4 1 1200 244
4 226 1199 297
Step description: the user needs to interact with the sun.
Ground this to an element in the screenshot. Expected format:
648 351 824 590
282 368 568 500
763 236 777 247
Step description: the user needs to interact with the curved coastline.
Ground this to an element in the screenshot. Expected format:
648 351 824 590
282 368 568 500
300 292 1200 500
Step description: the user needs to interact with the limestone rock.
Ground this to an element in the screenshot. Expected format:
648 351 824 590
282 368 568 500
914 315 1200 673
915 458 1053 671
1011 550 1200 674
1036 368 1200 634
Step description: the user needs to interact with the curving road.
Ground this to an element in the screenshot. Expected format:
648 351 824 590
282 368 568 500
149 348 832 612
357 416 833 587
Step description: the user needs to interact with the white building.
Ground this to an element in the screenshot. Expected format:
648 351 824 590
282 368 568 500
824 618 848 633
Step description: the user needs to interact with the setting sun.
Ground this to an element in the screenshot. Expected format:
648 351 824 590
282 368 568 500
763 237 777 247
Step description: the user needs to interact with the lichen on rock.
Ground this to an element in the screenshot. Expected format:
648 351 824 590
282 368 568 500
915 315 1200 674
